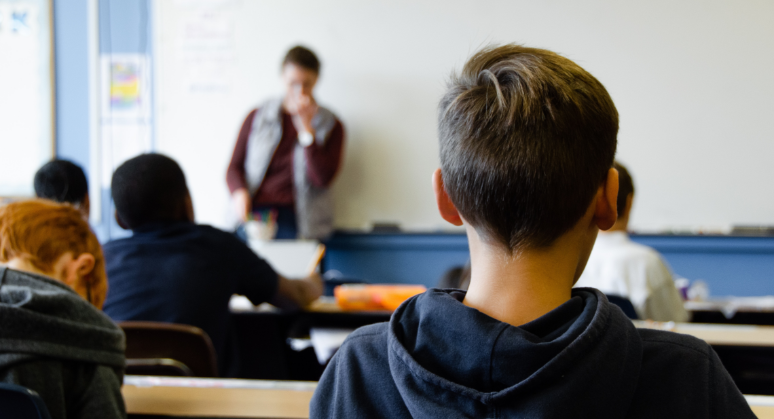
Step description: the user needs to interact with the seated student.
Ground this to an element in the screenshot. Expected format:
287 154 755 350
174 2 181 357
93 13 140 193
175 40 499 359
575 162 689 322
102 153 322 376
311 45 754 418
0 200 126 419
34 159 90 219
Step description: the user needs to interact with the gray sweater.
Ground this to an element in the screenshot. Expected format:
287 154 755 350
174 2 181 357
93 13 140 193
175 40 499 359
0 267 127 419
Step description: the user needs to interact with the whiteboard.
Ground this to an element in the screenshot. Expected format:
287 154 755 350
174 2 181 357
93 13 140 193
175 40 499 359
154 0 774 233
0 0 53 197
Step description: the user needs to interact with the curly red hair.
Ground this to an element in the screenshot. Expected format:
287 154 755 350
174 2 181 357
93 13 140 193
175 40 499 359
0 199 107 308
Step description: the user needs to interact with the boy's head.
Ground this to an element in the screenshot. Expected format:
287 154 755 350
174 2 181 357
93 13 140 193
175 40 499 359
34 160 90 218
111 153 193 230
436 44 619 251
0 199 107 308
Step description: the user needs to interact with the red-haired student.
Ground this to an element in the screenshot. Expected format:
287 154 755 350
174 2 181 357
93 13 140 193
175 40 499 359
0 200 126 419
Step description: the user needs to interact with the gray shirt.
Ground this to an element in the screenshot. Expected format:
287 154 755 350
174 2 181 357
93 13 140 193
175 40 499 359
0 267 126 419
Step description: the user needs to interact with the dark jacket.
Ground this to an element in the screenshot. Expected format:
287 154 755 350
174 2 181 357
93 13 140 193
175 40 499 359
102 221 278 376
0 267 126 419
311 288 755 418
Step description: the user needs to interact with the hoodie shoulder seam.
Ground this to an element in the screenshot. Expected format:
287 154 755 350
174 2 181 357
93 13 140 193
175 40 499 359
640 335 710 358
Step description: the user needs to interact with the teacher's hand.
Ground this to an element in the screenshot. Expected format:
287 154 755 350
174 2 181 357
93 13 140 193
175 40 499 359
232 188 252 222
290 94 318 137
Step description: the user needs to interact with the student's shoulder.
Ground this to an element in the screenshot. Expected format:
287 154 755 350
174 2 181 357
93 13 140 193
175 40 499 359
622 240 664 263
637 328 711 356
335 323 391 362
193 224 248 247
342 323 390 348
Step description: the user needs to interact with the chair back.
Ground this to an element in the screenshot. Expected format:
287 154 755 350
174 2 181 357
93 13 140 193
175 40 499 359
606 295 639 320
119 321 219 377
0 383 52 419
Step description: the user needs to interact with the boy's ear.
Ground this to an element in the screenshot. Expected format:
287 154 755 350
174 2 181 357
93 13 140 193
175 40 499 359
432 168 463 226
594 167 619 230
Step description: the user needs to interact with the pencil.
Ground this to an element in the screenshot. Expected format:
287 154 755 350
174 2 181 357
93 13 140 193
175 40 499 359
307 244 326 275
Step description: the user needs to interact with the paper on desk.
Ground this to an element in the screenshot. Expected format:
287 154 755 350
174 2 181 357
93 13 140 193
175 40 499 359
248 240 321 278
310 328 354 364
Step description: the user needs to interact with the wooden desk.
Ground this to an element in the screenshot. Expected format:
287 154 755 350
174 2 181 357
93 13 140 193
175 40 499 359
686 298 774 326
122 376 316 418
635 321 774 346
123 376 773 418
747 395 774 418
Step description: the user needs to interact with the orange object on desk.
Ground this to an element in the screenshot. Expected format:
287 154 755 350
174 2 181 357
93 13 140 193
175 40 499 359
334 284 427 311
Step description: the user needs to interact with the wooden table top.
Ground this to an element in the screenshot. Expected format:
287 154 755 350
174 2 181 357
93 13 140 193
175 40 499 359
634 321 774 346
123 377 774 418
122 376 316 418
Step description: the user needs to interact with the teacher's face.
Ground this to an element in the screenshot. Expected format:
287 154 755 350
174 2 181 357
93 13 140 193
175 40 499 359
282 63 318 101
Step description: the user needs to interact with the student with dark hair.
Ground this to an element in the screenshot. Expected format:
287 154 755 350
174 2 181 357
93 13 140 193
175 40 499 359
311 45 753 417
34 159 90 218
227 45 345 240
103 153 322 376
575 161 689 322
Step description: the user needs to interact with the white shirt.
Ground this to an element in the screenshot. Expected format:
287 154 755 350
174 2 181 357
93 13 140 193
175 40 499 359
575 231 689 322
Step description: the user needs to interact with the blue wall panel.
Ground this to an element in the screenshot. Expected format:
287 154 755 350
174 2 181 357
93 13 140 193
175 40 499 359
53 0 90 173
324 233 774 297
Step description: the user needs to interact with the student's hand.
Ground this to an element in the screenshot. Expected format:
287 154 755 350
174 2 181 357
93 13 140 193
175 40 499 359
233 188 252 222
301 272 324 304
276 274 323 308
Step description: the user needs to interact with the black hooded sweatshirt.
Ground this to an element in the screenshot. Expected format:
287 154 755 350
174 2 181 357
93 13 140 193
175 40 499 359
311 288 755 418
0 267 127 419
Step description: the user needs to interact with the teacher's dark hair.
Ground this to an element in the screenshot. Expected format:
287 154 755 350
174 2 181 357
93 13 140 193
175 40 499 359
34 159 89 205
438 44 618 251
283 46 320 74
111 153 190 230
614 161 635 218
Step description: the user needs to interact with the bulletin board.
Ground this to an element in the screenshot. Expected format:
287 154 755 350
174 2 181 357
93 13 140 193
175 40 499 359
0 0 54 198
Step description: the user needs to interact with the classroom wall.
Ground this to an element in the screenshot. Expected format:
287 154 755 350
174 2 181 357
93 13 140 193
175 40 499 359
324 233 774 297
153 0 774 233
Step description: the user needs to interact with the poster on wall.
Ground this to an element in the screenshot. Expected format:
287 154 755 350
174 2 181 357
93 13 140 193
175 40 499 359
99 54 153 188
0 0 53 198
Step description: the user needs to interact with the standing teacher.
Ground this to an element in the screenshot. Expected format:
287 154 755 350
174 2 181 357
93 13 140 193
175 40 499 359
227 46 345 240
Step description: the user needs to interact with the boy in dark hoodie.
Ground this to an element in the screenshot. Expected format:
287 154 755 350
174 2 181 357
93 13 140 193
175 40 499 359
0 200 126 419
310 45 755 418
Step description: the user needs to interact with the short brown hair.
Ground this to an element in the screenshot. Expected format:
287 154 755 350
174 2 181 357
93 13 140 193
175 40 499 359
614 161 634 218
282 46 320 74
0 199 107 308
438 44 618 250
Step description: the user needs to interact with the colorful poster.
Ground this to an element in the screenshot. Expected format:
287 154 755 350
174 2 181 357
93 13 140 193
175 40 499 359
100 54 150 119
110 61 141 110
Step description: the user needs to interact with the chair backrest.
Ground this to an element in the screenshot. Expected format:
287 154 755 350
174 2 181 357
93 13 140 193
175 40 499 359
0 383 52 419
119 321 219 377
606 295 639 320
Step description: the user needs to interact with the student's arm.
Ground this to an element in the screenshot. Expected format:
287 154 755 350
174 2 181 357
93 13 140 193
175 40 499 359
304 120 344 188
233 239 322 308
272 273 323 309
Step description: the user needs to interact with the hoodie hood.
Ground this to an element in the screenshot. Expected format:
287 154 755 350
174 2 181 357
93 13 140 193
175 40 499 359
0 267 125 369
387 288 643 418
